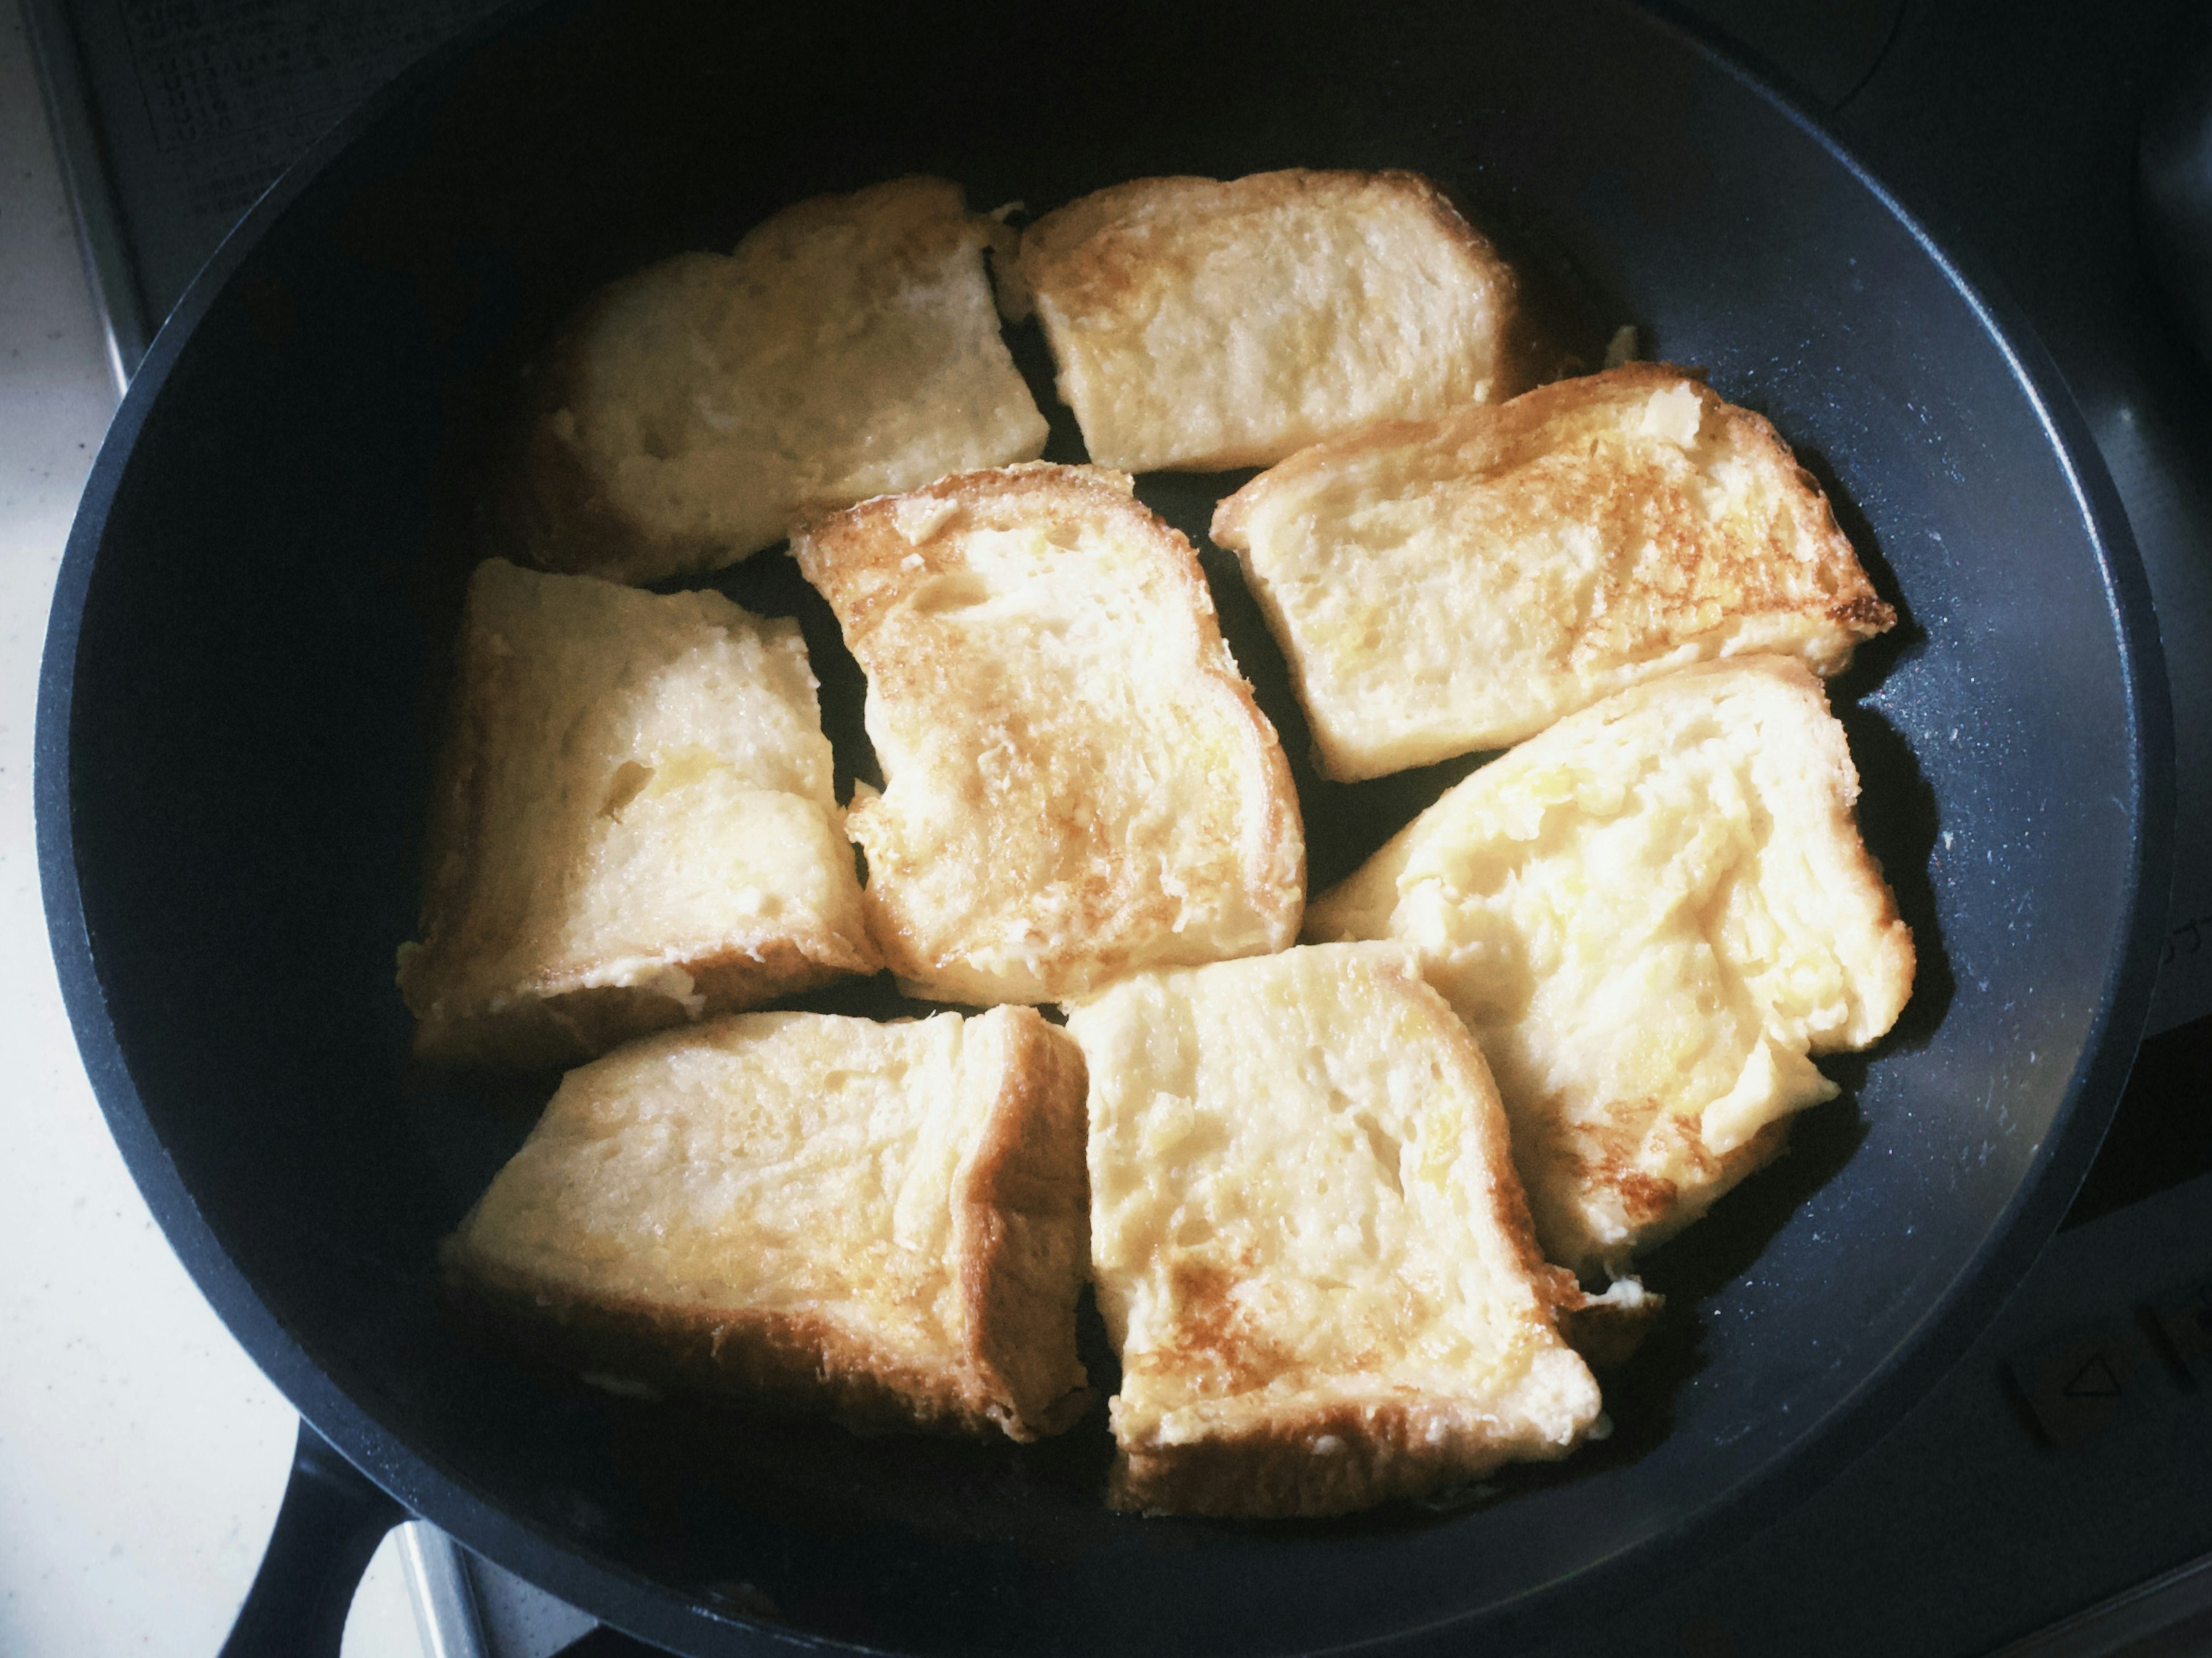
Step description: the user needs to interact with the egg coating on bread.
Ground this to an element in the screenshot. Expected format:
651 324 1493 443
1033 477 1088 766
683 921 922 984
1068 943 1603 1517
1211 365 1896 781
1305 658 1914 1275
1004 169 1517 472
397 559 877 1069
793 463 1304 1005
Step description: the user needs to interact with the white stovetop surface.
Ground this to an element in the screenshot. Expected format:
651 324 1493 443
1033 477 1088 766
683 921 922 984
0 6 427 1652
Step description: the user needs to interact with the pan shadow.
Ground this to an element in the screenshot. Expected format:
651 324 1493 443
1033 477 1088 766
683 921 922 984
1442 170 1625 392
436 1280 1131 1646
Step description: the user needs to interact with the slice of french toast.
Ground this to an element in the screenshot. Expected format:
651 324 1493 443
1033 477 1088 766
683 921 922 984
792 462 1304 1005
1211 364 1895 780
1002 169 1517 472
503 176 1047 583
442 1005 1092 1441
1305 658 1915 1276
1066 942 1604 1517
397 558 877 1071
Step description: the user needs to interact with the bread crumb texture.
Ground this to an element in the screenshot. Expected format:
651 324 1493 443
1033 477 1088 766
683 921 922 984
1211 364 1897 780
506 176 1047 583
1305 658 1915 1276
1067 943 1602 1516
442 1006 1092 1440
794 463 1304 1004
1008 169 1516 472
397 559 878 1070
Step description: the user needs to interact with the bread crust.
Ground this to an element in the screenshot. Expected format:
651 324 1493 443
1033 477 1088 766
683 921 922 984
1111 1391 1571 1517
1009 169 1517 472
1371 953 1582 1318
954 1014 1094 1438
793 463 1304 1003
1213 363 1897 780
443 1249 1003 1436
442 1007 1092 1441
414 936 878 1073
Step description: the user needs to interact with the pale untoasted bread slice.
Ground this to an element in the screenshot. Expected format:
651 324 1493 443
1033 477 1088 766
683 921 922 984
1002 169 1516 473
397 559 878 1071
442 1005 1091 1440
791 464 1304 1005
503 176 1047 584
1211 365 1897 781
1305 659 1915 1277
1066 943 1604 1517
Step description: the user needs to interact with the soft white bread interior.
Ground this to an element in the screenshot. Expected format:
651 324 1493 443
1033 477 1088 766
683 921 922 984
397 559 878 1071
1066 943 1604 1517
791 463 1304 1005
1304 658 1915 1277
1211 364 1898 781
1002 169 1516 473
503 176 1048 584
442 1005 1092 1441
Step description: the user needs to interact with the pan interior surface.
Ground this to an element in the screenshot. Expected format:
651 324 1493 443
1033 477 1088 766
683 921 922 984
41 1 2166 1653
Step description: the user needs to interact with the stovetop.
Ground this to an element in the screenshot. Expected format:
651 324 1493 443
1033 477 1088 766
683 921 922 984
21 1 2212 1654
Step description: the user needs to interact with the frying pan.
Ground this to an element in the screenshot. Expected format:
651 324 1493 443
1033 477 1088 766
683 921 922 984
35 0 2175 1653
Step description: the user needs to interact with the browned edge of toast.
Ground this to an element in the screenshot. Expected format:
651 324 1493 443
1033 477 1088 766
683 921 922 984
954 1009 1094 1440
438 1246 1011 1437
1109 1393 1571 1519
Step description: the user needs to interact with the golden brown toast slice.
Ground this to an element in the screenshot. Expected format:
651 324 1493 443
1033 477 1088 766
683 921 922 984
397 559 877 1071
1067 943 1604 1517
502 176 1047 583
442 1005 1092 1441
1211 364 1896 780
1002 169 1516 472
791 463 1304 1005
1304 659 1915 1277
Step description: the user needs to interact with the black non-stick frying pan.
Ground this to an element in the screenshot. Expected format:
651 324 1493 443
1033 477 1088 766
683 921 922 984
35 1 2175 1653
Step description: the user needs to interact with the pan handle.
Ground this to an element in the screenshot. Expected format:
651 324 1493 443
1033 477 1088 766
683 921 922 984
220 1417 407 1657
